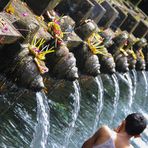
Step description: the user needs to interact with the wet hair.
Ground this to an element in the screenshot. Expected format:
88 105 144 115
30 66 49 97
125 113 147 136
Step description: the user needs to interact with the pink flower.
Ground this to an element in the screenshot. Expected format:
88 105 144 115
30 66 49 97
22 12 28 17
2 26 9 33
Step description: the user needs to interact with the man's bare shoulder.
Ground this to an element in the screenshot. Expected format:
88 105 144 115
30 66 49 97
99 125 111 132
122 145 134 148
98 125 112 136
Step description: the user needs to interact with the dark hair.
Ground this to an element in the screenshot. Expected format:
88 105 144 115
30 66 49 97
125 113 147 136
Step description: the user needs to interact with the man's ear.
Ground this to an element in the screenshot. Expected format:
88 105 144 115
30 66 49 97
134 135 141 138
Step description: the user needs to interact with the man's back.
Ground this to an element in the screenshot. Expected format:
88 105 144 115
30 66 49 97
93 137 115 148
82 125 133 148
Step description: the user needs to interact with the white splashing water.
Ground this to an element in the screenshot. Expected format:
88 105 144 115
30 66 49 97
141 71 148 99
93 76 104 133
111 74 120 123
131 70 137 97
30 91 50 148
63 80 81 148
124 72 134 109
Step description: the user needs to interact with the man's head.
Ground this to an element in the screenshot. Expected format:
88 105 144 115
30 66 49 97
125 113 147 136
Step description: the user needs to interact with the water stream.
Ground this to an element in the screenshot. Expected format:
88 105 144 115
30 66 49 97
110 74 120 124
30 91 50 148
141 71 148 100
93 76 104 133
63 80 81 148
131 70 137 97
124 72 134 109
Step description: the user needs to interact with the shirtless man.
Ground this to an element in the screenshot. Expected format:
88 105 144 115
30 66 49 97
82 113 147 148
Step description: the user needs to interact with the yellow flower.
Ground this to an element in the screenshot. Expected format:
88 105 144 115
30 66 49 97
6 4 15 14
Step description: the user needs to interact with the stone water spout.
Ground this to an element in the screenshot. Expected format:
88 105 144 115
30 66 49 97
59 16 101 76
108 32 129 73
133 38 147 71
0 42 45 92
92 31 116 74
123 36 137 70
45 43 79 81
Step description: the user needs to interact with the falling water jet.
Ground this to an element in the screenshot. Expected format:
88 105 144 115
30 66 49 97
141 71 148 106
110 74 120 125
141 71 148 96
93 76 104 133
131 70 137 97
30 91 50 148
63 80 81 148
124 72 134 109
116 72 134 110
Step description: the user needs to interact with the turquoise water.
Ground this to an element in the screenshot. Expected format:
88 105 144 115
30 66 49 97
0 71 147 148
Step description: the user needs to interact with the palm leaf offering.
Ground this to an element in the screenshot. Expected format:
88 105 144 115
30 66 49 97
87 32 111 57
29 36 55 74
